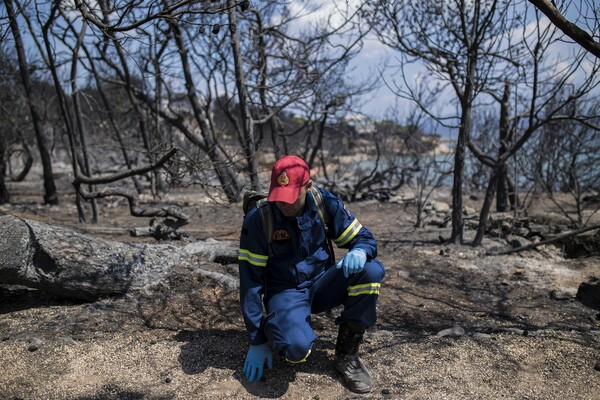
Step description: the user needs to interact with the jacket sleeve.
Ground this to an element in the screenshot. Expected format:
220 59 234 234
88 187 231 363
238 207 270 345
321 188 378 259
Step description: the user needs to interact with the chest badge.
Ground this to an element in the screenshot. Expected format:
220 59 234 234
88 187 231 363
272 229 291 241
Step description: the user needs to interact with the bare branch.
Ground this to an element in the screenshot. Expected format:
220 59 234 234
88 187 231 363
75 147 178 185
528 0 600 58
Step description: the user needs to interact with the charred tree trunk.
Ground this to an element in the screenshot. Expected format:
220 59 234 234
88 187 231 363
69 19 99 223
5 0 58 205
450 39 478 244
473 168 500 246
0 215 238 301
496 83 511 212
228 0 259 191
0 145 9 204
38 4 85 220
8 140 33 182
165 7 242 201
307 108 329 169
450 101 471 244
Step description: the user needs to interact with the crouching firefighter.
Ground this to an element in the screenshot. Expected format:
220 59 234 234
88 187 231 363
238 155 385 393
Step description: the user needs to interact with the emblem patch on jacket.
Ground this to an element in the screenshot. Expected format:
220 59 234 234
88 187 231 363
272 229 291 241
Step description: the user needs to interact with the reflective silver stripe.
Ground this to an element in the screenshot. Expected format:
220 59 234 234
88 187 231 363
238 249 268 267
347 282 381 297
334 218 363 247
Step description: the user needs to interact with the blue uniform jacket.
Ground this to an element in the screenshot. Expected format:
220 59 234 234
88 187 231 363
238 187 378 345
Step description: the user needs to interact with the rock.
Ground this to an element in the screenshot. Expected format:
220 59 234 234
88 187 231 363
576 279 600 310
506 235 532 249
432 201 450 212
436 326 465 337
595 361 600 372
550 290 572 301
28 337 43 347
472 332 492 340
397 270 410 279
463 206 476 215
513 227 530 237
428 215 447 227
490 327 525 335
184 238 237 263
562 235 600 259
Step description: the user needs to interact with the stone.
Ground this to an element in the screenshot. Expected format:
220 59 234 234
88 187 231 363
472 332 492 340
463 206 476 216
432 201 450 212
397 270 410 279
576 279 600 310
550 290 572 301
436 326 465 337
506 235 532 249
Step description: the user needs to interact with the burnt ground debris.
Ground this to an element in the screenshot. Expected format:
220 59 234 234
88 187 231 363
0 181 599 399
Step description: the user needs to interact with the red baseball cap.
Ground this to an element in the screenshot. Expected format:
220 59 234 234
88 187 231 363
268 155 310 204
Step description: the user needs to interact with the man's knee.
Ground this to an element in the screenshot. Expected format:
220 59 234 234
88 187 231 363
363 259 385 282
284 340 313 363
265 316 316 363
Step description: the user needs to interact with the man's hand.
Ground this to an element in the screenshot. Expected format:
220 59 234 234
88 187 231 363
244 343 273 382
336 248 367 278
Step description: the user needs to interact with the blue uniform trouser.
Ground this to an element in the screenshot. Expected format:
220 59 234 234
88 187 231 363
263 259 385 363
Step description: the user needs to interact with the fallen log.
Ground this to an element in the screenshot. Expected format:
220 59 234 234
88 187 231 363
0 215 239 301
486 223 600 256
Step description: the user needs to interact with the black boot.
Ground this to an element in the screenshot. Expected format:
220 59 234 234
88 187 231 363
333 322 372 393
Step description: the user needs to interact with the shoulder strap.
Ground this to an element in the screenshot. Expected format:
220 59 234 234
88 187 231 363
310 186 335 262
310 186 329 233
256 198 273 257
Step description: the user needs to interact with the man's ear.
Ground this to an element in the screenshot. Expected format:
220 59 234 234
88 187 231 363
306 180 313 189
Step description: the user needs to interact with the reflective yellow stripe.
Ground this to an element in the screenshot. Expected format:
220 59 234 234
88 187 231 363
347 283 381 297
334 218 363 247
348 289 380 296
286 349 311 364
238 249 268 267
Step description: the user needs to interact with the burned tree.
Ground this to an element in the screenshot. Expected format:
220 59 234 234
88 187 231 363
371 0 521 244
4 0 58 205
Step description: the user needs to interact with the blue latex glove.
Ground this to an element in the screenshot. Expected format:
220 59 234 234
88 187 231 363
336 248 367 278
243 343 273 382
